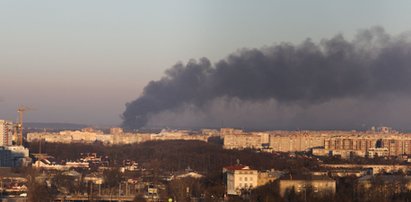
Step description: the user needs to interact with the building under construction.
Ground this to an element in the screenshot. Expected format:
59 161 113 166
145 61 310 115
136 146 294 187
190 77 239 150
0 119 31 167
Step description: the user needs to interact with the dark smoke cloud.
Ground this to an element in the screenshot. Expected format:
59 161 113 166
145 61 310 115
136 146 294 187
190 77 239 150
146 95 411 130
122 27 411 130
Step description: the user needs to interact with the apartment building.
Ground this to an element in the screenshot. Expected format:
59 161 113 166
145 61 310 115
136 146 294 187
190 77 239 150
223 130 328 152
0 120 13 146
322 133 411 158
269 132 326 152
27 128 209 145
223 133 265 149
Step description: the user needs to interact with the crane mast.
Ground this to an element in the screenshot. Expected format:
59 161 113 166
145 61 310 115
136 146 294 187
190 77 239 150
16 106 32 146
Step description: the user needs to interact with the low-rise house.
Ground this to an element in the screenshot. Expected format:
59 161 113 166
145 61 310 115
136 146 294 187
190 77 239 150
33 159 90 170
223 165 284 195
257 169 284 186
329 169 368 178
367 147 389 158
175 171 204 179
121 160 138 172
33 158 66 170
84 173 104 185
65 161 89 169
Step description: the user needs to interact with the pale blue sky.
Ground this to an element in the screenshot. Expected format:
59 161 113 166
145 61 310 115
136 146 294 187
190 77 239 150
1 0 411 126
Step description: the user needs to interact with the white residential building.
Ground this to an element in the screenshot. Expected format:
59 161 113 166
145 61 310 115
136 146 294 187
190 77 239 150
223 165 258 195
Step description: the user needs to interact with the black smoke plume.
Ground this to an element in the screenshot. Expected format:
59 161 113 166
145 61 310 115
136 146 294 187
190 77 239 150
122 27 411 129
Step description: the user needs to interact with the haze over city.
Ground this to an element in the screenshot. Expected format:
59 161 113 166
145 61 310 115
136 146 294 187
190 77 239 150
4 2 411 201
2 1 411 130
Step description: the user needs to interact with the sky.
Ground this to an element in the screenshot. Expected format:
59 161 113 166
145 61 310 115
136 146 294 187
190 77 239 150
1 0 411 127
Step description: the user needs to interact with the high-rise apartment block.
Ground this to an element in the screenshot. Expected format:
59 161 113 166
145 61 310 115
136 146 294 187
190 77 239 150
223 130 327 152
0 120 31 167
0 120 13 146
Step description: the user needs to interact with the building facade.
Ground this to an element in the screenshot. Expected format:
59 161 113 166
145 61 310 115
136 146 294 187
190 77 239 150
223 133 265 150
27 128 210 145
0 120 13 146
0 146 30 167
279 175 336 197
322 134 411 158
223 165 258 195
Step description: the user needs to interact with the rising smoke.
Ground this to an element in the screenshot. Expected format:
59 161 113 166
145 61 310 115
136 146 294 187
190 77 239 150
122 27 411 130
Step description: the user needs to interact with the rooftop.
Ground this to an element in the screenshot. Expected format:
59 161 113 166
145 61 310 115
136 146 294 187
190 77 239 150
223 165 253 171
281 174 335 181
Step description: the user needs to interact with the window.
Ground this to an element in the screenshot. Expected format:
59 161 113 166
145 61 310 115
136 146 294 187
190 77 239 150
250 177 253 181
244 177 248 181
239 177 242 181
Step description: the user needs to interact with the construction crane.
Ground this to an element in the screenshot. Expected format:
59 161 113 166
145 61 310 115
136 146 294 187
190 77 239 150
16 106 33 146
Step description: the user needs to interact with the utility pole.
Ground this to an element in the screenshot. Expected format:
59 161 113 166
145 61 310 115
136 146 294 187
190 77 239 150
90 182 93 201
118 182 121 197
125 182 128 196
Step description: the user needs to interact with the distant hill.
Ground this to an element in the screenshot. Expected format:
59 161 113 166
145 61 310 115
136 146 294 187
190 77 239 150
25 122 89 130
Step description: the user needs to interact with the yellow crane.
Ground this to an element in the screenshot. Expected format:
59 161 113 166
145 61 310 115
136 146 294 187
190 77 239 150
16 106 33 146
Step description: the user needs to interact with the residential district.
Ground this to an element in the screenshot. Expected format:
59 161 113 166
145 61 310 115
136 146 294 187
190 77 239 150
1 118 411 201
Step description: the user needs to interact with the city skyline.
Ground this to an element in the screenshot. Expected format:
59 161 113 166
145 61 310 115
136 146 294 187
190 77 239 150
2 1 411 130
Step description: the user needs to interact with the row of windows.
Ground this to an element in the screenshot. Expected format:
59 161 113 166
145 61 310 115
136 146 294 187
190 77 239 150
296 188 319 193
238 171 255 174
238 183 254 188
239 177 253 181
